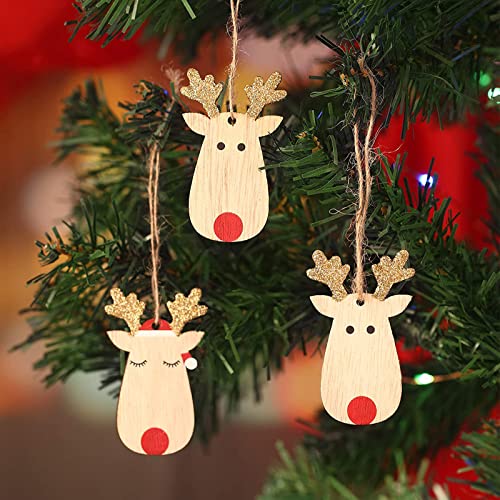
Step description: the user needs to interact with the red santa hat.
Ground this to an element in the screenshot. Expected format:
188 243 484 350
139 319 198 370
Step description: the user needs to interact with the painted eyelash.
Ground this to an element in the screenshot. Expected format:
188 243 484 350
129 360 147 367
163 360 181 368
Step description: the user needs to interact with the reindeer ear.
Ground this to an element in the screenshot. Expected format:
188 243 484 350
383 295 412 317
182 113 210 136
178 331 205 352
107 331 134 352
255 115 283 137
310 295 338 318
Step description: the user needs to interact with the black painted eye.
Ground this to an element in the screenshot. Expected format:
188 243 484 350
346 325 355 334
237 143 246 151
217 142 225 150
130 360 147 367
367 325 375 334
163 360 181 368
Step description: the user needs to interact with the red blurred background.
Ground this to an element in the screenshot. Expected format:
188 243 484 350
0 2 496 499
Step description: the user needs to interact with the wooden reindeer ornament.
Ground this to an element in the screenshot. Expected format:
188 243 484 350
180 68 286 242
105 287 207 455
307 250 415 425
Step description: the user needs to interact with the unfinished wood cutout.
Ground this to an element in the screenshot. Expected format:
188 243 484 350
181 68 286 242
105 288 207 455
307 250 415 425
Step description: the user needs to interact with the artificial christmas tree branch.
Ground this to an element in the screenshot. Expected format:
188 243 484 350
70 0 497 133
260 444 440 500
456 420 500 496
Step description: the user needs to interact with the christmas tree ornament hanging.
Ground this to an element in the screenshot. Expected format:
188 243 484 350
307 250 414 425
180 0 286 242
104 145 208 455
105 288 207 455
306 58 415 425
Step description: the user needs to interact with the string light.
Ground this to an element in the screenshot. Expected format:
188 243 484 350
414 373 435 385
487 87 500 102
404 371 464 385
418 174 434 187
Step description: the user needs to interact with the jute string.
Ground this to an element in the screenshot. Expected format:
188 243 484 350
227 0 241 117
147 144 161 325
146 79 180 326
352 57 377 301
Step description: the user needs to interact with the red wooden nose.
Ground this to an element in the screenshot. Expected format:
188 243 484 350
141 427 169 455
214 212 243 242
347 396 377 425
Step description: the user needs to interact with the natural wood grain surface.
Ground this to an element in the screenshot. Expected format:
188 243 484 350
107 329 204 455
310 293 412 425
183 112 282 242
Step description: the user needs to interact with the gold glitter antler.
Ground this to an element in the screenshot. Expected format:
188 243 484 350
306 250 350 301
244 72 287 119
105 288 146 335
167 288 208 335
372 250 415 300
180 68 223 118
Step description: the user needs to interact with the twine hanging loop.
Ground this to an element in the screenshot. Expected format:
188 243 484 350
147 144 161 325
352 57 377 301
227 0 241 117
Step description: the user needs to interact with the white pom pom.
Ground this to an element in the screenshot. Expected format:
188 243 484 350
185 357 198 370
